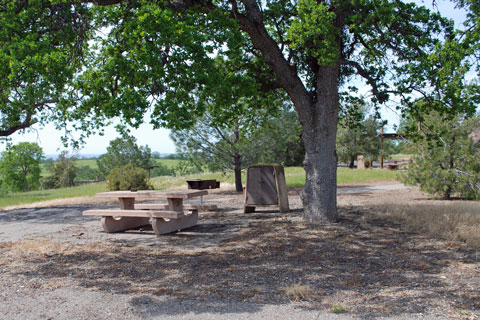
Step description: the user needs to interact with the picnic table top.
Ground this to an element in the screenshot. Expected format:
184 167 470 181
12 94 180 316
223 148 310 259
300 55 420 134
95 189 208 200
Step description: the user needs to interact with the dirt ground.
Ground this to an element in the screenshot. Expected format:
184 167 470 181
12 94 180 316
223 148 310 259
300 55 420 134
0 183 479 319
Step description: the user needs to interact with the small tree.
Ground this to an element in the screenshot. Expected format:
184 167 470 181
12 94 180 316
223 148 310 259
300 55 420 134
171 106 302 192
171 112 256 192
42 152 78 189
0 142 43 192
337 107 392 168
97 134 154 178
107 163 153 191
403 112 480 200
254 108 305 167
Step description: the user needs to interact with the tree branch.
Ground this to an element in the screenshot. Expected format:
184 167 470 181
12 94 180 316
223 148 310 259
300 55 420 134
340 58 388 102
233 0 311 121
0 112 37 137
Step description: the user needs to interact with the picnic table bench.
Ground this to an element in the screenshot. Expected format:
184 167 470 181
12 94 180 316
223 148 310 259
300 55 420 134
83 190 207 235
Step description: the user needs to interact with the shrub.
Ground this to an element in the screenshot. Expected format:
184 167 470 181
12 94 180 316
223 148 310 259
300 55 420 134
40 175 58 190
106 163 153 191
150 163 175 177
97 134 154 178
402 112 480 200
76 165 103 181
41 152 78 189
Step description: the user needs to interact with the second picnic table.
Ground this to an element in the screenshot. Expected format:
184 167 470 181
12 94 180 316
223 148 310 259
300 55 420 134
83 189 208 235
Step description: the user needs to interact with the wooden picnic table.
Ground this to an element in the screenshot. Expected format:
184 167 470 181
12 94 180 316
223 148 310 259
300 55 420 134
83 190 208 235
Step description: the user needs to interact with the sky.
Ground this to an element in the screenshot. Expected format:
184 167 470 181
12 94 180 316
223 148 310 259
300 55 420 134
1 117 177 156
0 0 469 157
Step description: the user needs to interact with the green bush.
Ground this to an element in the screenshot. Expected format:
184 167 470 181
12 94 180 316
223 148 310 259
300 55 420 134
41 152 78 189
106 163 153 191
150 163 175 177
402 112 480 200
76 165 103 181
97 134 154 178
41 175 58 190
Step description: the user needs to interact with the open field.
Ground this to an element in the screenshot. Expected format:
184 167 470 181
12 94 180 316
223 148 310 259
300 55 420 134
41 158 181 175
388 153 411 161
0 183 478 319
0 184 107 208
0 168 400 209
286 167 400 187
74 159 100 169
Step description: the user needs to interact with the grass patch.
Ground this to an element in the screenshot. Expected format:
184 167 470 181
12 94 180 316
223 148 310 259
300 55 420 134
388 153 411 161
371 201 480 249
151 171 237 190
75 159 99 169
42 158 180 173
281 282 315 301
285 167 400 187
153 159 181 169
331 304 349 314
0 183 108 208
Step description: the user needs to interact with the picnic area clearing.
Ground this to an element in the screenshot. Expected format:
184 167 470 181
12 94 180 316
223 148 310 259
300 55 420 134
0 182 478 320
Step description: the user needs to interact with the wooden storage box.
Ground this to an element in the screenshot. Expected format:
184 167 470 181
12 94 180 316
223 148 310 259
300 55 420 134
243 164 289 213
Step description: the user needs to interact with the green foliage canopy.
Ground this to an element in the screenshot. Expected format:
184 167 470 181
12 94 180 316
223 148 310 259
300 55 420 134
0 142 43 192
0 0 474 129
0 0 90 137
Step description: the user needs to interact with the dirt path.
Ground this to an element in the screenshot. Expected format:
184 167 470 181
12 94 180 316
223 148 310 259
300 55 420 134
0 183 479 319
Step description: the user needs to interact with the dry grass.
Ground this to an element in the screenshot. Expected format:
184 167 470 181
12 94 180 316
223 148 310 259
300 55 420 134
1 197 479 317
331 304 349 314
0 240 109 262
5 240 68 257
281 282 315 302
370 201 480 249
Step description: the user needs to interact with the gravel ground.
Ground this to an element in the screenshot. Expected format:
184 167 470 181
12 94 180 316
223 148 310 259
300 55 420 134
0 182 479 319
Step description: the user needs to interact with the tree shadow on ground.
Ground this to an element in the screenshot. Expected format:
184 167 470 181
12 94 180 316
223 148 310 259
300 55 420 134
2 206 479 318
0 205 101 224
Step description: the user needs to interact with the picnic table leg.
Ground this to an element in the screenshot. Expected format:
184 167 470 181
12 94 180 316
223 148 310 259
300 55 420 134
152 210 198 235
167 198 183 211
119 197 135 210
101 196 149 233
101 216 150 233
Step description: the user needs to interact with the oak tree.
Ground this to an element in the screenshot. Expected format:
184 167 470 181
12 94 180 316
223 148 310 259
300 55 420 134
3 0 478 222
0 1 90 137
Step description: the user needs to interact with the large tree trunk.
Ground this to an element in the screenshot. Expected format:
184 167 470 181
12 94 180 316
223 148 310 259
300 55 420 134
300 66 339 223
237 0 339 222
233 154 243 192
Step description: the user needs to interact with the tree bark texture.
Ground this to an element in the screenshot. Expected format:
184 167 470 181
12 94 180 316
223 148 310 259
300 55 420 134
234 154 243 192
300 66 339 223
